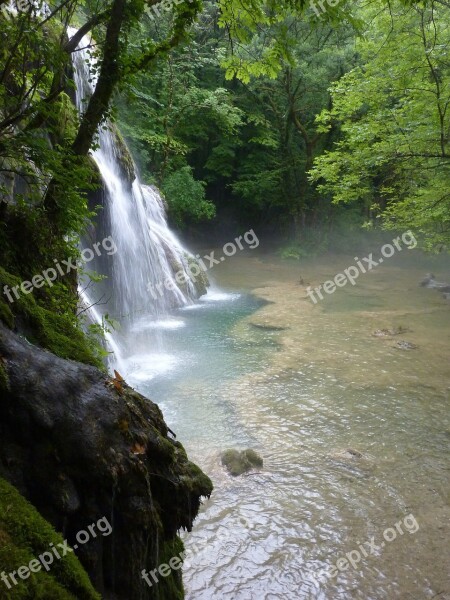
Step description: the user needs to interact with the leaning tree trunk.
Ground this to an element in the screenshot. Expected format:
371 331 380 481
43 0 126 221
71 0 126 156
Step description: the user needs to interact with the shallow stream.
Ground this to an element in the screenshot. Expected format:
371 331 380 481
126 251 450 600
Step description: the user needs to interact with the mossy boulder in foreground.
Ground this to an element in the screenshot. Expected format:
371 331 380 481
0 477 100 599
0 323 213 599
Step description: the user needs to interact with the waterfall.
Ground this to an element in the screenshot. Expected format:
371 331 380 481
69 29 204 373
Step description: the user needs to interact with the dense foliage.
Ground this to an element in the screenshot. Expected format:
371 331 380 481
310 0 449 250
117 0 449 251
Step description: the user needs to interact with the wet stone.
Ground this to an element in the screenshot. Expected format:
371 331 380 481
221 448 263 476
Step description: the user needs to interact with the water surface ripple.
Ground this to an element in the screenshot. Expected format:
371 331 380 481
133 255 450 600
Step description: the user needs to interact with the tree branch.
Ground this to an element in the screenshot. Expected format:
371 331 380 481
64 10 111 54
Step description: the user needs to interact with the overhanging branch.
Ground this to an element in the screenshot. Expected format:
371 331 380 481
64 10 111 53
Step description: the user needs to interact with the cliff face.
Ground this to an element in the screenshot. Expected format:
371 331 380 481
0 323 212 599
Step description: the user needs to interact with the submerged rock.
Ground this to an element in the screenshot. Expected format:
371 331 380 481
372 326 410 337
394 340 418 350
328 448 374 480
221 449 263 476
420 273 450 293
331 448 363 461
250 322 288 331
420 272 436 287
0 323 212 599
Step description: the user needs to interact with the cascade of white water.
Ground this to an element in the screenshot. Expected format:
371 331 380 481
78 288 125 367
69 29 202 371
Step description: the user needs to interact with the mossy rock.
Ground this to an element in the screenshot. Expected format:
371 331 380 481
53 92 79 144
221 448 263 476
0 478 100 599
186 255 209 297
110 125 136 184
0 267 105 369
157 536 185 600
0 323 213 599
0 299 14 329
85 155 103 189
0 359 9 392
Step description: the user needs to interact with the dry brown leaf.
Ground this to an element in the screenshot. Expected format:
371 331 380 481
112 379 123 394
114 370 125 382
131 443 146 455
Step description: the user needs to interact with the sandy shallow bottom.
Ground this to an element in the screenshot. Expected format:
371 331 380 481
216 251 450 392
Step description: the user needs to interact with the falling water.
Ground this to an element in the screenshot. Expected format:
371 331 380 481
69 29 202 371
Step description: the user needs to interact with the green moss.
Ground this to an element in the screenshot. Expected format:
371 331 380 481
183 461 213 495
0 478 100 599
86 156 103 189
0 359 9 392
186 255 209 297
0 267 104 369
157 536 185 600
221 448 263 476
53 92 79 144
117 418 130 433
220 449 243 475
0 298 14 329
157 435 177 459
242 449 263 468
111 125 135 183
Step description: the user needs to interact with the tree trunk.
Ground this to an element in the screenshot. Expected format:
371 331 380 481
71 0 126 156
43 0 126 222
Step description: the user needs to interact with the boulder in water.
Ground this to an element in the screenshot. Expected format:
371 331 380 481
394 340 418 350
221 449 263 476
420 272 436 287
331 448 363 461
420 273 450 293
372 326 410 337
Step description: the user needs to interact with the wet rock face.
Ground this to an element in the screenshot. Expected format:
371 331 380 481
0 324 212 599
221 449 263 476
